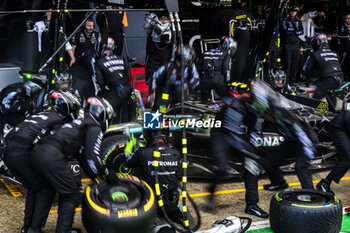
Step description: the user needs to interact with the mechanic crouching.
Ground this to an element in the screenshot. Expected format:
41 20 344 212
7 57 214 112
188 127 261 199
206 82 276 218
4 91 81 233
317 108 350 194
302 34 343 100
257 82 317 191
124 131 182 223
30 97 118 233
94 38 132 123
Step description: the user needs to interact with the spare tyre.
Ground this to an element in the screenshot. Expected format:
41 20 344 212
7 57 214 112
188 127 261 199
270 189 342 233
82 174 157 233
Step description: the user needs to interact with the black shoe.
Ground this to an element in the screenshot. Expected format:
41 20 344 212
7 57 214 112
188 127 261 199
203 201 217 213
316 178 334 194
244 204 269 218
20 227 28 233
263 182 289 191
71 228 81 233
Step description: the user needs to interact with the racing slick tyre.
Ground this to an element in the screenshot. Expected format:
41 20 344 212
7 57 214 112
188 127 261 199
270 189 342 233
101 135 138 175
82 174 157 233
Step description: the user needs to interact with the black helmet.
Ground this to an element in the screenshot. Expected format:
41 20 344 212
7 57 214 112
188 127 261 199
251 80 279 114
221 36 237 55
270 68 287 88
176 46 196 65
49 90 81 121
54 71 71 91
312 34 329 50
289 5 299 12
143 129 167 146
86 97 114 131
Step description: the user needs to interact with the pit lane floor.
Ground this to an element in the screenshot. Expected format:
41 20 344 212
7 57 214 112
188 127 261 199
1 170 350 233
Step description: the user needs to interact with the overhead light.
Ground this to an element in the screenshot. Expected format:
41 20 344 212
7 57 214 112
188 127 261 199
191 1 202 7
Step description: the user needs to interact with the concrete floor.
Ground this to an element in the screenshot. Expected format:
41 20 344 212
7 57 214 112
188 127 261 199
1 170 350 233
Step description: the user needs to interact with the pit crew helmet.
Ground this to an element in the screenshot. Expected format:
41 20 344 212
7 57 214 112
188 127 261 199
86 97 114 131
54 71 71 91
289 5 299 12
100 37 116 57
312 34 329 50
270 68 287 88
49 90 81 121
221 36 238 55
176 46 196 65
251 80 279 114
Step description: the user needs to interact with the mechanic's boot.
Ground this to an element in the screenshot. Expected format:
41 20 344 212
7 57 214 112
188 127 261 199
203 195 217 213
70 228 81 233
263 182 289 191
244 204 269 218
316 178 334 194
27 228 43 233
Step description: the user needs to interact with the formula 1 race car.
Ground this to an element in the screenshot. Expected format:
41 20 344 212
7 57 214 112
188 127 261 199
99 80 349 180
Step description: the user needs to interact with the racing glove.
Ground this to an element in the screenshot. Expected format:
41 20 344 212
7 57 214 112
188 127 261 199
124 134 137 161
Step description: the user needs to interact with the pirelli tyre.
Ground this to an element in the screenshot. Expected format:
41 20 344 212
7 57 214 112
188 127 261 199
82 174 157 233
101 135 137 175
270 189 342 233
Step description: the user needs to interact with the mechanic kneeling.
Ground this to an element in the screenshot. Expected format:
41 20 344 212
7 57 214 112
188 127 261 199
30 97 118 233
302 34 343 100
125 131 182 222
4 91 80 233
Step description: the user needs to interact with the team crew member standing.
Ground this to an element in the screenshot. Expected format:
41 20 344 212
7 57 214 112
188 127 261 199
337 13 350 80
70 18 101 100
4 91 80 233
144 14 172 94
282 5 303 85
31 97 117 233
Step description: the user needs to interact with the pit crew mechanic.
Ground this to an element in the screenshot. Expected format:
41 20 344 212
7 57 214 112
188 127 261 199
144 13 172 96
3 91 81 233
206 82 277 218
317 108 350 194
281 5 303 85
30 97 118 233
198 37 236 103
124 132 182 222
149 46 199 111
0 82 31 138
70 18 101 100
302 34 343 100
93 38 131 122
337 13 350 80
259 82 317 191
